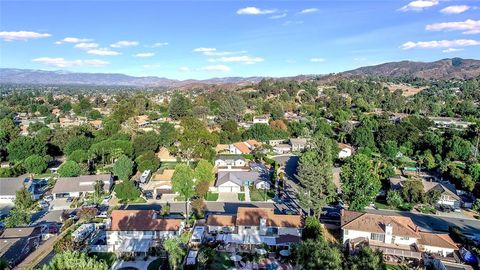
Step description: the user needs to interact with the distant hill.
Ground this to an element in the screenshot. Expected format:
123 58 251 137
340 58 480 80
1 58 479 87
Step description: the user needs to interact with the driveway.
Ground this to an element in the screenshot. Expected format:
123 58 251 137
112 256 158 270
49 198 72 210
218 192 239 202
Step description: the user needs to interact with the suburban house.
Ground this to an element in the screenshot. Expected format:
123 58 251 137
215 155 247 170
51 174 113 199
0 176 45 204
253 116 269 124
428 117 474 129
338 143 354 159
107 210 184 255
389 177 461 209
0 226 42 268
289 138 308 152
228 140 261 155
341 210 458 262
273 144 292 154
206 207 303 247
215 171 271 192
143 169 175 197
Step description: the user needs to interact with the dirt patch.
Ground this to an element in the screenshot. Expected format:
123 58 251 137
384 83 426 97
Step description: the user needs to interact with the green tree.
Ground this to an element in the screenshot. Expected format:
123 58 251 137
172 164 195 224
64 136 92 155
218 94 246 122
14 184 34 210
135 151 160 172
163 238 186 270
58 160 82 177
302 216 323 240
7 136 46 162
294 239 342 270
133 132 159 157
114 180 141 202
194 160 214 183
341 154 381 211
352 125 376 150
24 154 48 174
346 246 386 270
4 207 31 228
386 190 403 208
39 251 108 270
113 155 133 181
401 180 425 203
168 93 192 119
68 150 89 163
296 135 336 217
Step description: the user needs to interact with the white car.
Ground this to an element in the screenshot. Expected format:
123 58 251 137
43 195 54 202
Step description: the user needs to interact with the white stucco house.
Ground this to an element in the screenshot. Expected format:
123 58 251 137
341 210 458 261
206 207 303 247
228 140 261 155
214 156 247 169
107 210 184 255
215 171 271 192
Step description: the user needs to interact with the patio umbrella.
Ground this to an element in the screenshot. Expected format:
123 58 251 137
255 248 267 255
279 249 291 256
230 255 242 262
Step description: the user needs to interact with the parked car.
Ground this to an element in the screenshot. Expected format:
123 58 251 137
38 200 49 209
66 197 74 203
43 195 54 202
143 191 153 199
95 211 108 218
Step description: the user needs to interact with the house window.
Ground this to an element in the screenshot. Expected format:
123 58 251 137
266 228 278 236
400 236 409 240
245 226 251 229
370 233 385 242
344 230 349 236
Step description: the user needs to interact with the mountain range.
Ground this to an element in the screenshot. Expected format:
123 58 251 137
1 58 479 88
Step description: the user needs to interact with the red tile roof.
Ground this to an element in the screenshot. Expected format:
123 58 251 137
110 210 182 231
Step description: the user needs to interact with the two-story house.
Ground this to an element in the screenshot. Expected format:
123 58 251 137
206 207 303 247
341 210 458 262
228 140 261 155
107 210 184 255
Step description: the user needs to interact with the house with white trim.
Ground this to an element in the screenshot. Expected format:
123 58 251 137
214 156 247 170
215 171 270 192
206 207 303 247
51 174 113 199
107 210 184 255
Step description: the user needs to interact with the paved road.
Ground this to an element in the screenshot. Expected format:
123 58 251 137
364 208 480 235
123 201 287 214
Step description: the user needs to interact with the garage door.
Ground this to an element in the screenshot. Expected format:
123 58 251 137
218 186 240 192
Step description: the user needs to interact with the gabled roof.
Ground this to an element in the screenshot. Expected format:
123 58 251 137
418 232 458 250
216 155 246 161
110 210 182 231
341 210 420 238
236 207 303 228
216 171 270 187
232 142 251 154
206 215 236 227
52 174 111 194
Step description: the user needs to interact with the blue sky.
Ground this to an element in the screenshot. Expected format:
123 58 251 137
1 0 479 79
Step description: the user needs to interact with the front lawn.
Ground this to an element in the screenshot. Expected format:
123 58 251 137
374 200 413 211
250 190 275 201
208 252 234 270
205 192 219 201
89 252 116 268
238 193 245 201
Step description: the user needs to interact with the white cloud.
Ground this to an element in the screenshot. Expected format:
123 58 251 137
398 0 439 12
32 57 109 68
87 48 121 56
193 47 217 52
209 55 264 64
353 57 368 61
149 42 168 47
74 42 99 50
0 31 51 41
110 40 139 48
134 52 155 57
426 19 480 34
299 8 319 14
401 39 480 49
55 37 91 44
442 48 464 53
440 5 470 14
283 20 303 26
270 13 287 19
201 65 231 72
310 58 325 63
179 66 190 72
237 7 276 15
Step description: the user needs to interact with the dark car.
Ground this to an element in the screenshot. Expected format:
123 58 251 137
143 191 153 199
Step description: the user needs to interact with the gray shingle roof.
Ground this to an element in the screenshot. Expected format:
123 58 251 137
0 177 24 196
52 174 112 194
216 171 270 187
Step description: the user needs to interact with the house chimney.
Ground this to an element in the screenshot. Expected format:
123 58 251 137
385 223 393 244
